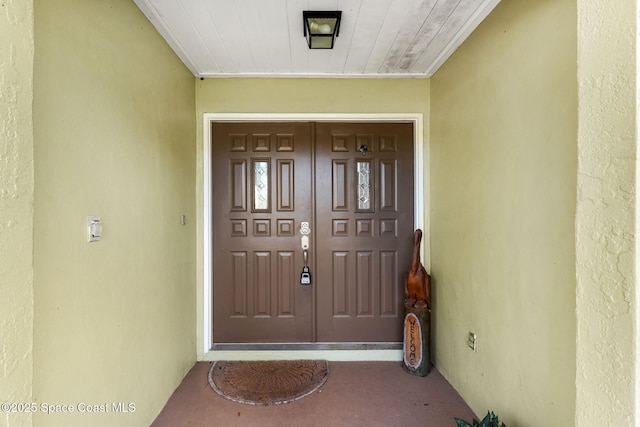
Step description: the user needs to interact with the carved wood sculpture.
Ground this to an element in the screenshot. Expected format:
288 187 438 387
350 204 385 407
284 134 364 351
405 229 431 309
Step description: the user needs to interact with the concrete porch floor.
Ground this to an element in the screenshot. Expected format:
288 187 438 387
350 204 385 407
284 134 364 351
152 361 476 426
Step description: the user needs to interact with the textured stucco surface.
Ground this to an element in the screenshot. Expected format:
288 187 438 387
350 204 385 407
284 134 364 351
429 0 577 425
33 0 196 425
0 0 35 426
575 0 637 425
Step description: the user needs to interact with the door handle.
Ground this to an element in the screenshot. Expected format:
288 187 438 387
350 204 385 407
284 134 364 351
300 222 311 285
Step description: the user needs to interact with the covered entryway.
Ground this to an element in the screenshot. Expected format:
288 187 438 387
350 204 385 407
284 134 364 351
208 118 419 348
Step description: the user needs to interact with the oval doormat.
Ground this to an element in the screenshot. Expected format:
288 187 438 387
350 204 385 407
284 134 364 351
208 360 329 406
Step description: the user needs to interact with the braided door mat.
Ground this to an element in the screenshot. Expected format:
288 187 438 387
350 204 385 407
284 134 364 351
208 360 329 406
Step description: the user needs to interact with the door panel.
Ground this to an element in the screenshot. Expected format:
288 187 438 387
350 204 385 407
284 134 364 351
212 122 313 343
315 122 414 342
212 121 414 344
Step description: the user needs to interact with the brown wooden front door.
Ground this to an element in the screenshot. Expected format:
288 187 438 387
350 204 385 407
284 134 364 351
212 121 414 344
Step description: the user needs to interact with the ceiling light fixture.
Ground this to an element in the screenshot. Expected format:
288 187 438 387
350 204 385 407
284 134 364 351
303 11 342 49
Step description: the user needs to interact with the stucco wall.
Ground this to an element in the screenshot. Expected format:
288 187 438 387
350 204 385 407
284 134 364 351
575 0 637 424
430 0 577 425
33 0 196 425
195 78 430 355
0 1 34 426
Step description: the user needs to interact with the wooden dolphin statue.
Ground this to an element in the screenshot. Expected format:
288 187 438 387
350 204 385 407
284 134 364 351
405 229 431 309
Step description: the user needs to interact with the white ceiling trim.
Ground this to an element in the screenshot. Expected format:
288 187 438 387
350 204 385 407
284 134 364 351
196 72 430 79
422 0 501 76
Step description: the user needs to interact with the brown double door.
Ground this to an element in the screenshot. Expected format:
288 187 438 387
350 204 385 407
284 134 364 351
212 122 414 344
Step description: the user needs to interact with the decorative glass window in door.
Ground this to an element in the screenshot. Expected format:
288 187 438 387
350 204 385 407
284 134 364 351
252 159 270 212
356 160 374 212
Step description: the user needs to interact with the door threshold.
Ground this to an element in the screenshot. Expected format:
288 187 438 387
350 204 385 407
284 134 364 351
203 342 403 362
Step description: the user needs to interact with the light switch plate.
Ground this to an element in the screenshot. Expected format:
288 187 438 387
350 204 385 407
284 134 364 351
88 216 102 242
467 332 477 352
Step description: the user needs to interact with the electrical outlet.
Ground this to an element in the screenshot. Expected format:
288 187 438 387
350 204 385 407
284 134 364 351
467 332 477 352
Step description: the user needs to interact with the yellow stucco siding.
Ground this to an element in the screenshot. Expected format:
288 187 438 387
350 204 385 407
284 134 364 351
576 0 637 425
430 0 577 425
0 1 35 425
32 1 196 425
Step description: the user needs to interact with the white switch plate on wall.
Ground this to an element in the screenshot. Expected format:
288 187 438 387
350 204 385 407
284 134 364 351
467 332 477 352
88 216 102 242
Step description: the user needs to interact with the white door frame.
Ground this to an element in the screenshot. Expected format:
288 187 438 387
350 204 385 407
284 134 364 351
200 113 427 361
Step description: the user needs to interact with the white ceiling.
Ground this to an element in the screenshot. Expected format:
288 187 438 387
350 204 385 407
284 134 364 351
133 0 501 78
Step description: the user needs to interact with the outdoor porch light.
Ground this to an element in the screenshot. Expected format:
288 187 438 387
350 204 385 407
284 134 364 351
303 11 342 49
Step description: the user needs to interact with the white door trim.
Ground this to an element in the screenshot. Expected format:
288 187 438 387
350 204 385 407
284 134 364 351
200 113 427 361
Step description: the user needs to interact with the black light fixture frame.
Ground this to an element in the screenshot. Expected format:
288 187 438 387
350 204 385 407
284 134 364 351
303 10 342 49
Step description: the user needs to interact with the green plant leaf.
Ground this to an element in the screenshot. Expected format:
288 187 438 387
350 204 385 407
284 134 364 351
480 411 490 424
454 418 473 427
475 411 502 427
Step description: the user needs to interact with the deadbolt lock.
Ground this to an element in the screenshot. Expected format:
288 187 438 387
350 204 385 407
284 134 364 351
300 221 310 235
